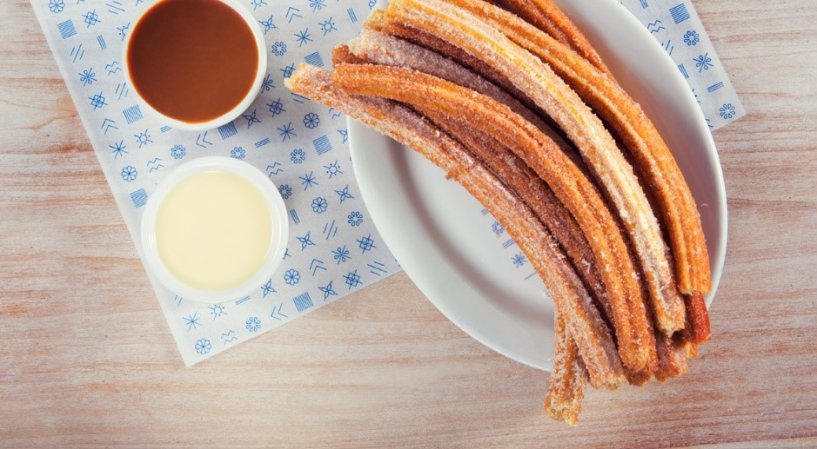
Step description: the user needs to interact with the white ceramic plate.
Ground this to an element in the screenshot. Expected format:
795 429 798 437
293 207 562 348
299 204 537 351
348 0 727 371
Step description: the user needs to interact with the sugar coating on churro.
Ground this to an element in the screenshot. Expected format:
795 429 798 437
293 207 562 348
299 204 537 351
348 28 564 144
386 0 685 337
545 309 584 425
423 109 613 332
448 0 709 327
496 0 612 77
331 63 652 377
285 0 714 422
287 65 625 388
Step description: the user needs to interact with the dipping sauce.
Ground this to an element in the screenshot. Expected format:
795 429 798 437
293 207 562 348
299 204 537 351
155 170 272 292
126 0 259 123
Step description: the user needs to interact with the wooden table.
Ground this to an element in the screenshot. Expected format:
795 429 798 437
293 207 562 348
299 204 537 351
2 1 816 447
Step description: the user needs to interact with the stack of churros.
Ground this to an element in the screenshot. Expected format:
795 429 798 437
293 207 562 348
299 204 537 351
286 0 712 424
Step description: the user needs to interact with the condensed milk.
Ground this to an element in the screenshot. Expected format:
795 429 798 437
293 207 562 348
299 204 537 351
141 157 289 303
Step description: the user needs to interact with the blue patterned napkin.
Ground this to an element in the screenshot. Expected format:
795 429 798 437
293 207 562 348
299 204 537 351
30 0 741 365
619 0 745 129
31 0 399 365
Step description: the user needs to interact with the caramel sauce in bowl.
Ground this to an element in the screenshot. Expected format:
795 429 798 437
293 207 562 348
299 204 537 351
123 0 266 130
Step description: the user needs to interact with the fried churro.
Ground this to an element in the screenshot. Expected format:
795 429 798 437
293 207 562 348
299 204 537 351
284 0 715 422
448 0 710 304
419 108 613 329
287 65 626 388
331 63 653 376
495 0 611 76
347 28 569 147
341 30 611 323
383 0 686 337
545 310 584 424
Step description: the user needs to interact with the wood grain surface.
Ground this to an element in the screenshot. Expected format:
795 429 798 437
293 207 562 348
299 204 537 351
2 1 817 448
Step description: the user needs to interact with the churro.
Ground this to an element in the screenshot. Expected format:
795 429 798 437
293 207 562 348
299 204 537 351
682 293 711 344
654 333 690 381
447 0 711 301
284 0 716 422
383 0 686 337
364 10 539 120
347 28 567 147
544 310 584 424
286 64 625 388
495 0 611 76
420 109 613 327
342 30 610 318
332 44 367 65
331 63 653 376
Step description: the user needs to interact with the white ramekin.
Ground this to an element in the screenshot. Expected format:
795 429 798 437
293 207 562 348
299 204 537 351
140 157 289 303
122 0 267 131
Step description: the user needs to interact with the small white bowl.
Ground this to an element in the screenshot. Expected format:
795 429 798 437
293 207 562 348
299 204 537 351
122 0 267 131
140 157 289 303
